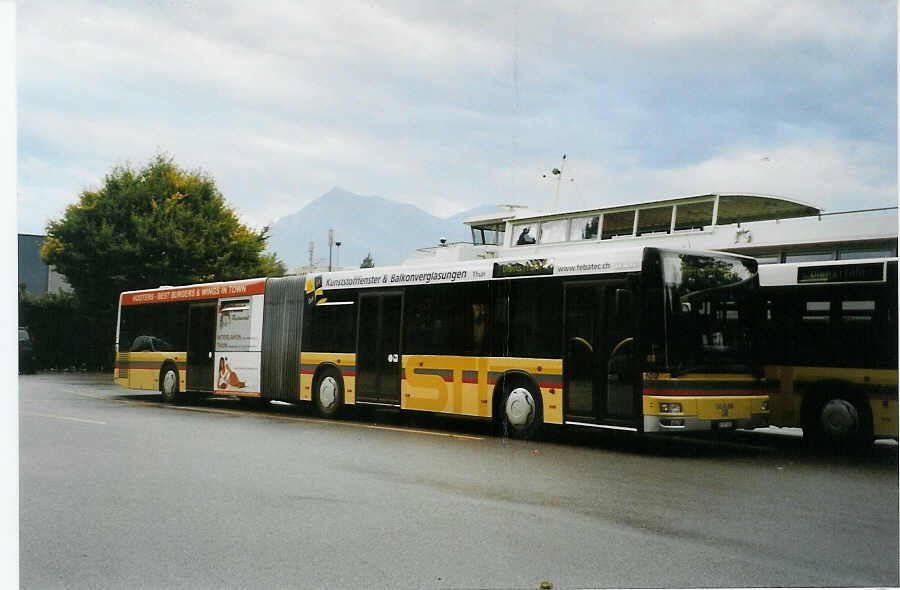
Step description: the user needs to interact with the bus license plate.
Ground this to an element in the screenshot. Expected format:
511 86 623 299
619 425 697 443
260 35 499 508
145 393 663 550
717 420 734 430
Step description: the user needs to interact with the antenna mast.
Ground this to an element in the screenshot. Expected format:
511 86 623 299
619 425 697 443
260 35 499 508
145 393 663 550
542 154 575 211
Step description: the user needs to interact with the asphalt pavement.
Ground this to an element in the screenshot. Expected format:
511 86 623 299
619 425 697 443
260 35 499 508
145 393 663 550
18 373 900 589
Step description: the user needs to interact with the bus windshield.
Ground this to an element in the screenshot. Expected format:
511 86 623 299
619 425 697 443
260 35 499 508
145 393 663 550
660 252 759 376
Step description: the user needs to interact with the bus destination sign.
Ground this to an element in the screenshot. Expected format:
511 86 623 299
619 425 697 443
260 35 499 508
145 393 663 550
797 262 885 285
492 258 554 278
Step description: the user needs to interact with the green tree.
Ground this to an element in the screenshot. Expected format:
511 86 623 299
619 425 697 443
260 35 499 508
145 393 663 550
360 251 374 268
19 291 110 371
42 153 285 312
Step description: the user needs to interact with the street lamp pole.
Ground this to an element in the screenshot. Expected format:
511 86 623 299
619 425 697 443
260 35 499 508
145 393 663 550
328 229 334 272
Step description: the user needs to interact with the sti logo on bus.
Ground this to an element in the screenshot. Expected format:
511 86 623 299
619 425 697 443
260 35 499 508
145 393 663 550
715 402 734 417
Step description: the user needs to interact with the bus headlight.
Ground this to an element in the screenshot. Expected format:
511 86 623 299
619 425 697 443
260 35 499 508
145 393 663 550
761 400 769 412
660 402 682 414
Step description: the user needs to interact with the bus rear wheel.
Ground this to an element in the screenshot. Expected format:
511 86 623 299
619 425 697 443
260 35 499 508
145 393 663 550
500 382 543 440
805 395 873 455
314 367 344 418
160 365 180 404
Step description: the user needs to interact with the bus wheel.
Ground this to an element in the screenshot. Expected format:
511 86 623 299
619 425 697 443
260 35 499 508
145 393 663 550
820 398 858 438
314 367 344 418
160 365 180 404
502 383 542 440
807 396 873 454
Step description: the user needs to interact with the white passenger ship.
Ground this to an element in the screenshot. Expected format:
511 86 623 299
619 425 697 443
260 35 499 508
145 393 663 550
406 193 897 265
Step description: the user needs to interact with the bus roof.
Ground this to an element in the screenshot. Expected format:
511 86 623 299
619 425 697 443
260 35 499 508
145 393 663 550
315 245 754 290
119 245 756 303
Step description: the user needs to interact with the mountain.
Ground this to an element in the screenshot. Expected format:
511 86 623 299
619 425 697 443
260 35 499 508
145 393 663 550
266 187 503 270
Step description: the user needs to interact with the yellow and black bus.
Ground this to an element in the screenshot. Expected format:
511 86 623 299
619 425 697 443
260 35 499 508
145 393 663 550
116 246 769 439
759 258 898 451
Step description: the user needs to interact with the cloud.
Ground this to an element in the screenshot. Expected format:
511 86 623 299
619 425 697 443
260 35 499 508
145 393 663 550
540 138 896 214
16 0 896 236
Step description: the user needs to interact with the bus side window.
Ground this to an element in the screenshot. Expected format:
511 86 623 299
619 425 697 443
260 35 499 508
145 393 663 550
461 282 490 356
797 298 835 367
404 284 460 355
124 303 186 353
839 298 878 369
763 294 792 365
309 294 357 352
118 306 136 352
508 278 562 358
129 335 154 352
491 281 509 357
882 292 899 369
402 282 491 357
470 303 488 354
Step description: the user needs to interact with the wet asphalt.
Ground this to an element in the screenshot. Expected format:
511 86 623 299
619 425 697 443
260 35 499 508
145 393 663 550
19 373 899 589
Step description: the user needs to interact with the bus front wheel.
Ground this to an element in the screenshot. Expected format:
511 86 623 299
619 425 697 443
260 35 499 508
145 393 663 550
160 365 180 404
314 367 344 418
500 382 543 440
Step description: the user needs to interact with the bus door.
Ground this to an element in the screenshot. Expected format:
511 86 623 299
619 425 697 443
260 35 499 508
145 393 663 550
356 292 402 405
563 282 638 423
187 302 217 392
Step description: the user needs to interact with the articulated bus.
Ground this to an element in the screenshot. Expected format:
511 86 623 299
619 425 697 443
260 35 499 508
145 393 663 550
759 258 898 451
115 246 769 439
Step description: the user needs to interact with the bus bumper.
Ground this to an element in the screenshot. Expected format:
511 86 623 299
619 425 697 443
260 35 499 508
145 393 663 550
644 413 769 433
643 395 770 433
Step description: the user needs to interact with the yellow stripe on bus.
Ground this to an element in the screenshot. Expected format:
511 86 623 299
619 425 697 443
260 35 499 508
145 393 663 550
401 355 563 424
299 353 564 424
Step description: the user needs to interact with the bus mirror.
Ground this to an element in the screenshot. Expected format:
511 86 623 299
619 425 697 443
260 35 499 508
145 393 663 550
615 288 632 315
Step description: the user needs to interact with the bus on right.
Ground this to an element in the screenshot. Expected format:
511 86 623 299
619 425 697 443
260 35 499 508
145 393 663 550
758 258 898 452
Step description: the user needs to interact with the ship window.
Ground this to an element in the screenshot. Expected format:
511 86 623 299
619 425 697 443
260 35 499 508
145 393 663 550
569 215 599 241
471 223 505 246
539 219 568 244
601 210 635 240
838 246 896 260
785 251 834 263
636 206 673 236
674 201 714 231
513 223 538 246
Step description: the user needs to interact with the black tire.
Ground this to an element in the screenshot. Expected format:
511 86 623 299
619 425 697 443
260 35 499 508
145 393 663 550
804 395 873 455
159 364 181 404
313 367 344 418
499 379 543 440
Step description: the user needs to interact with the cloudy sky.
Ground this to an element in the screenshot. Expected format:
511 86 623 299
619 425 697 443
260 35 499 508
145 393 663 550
16 0 897 235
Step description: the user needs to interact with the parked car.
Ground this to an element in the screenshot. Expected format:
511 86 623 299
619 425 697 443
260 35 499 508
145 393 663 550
18 327 35 374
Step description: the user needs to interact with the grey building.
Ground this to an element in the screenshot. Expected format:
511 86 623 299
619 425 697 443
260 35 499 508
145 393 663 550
18 234 70 296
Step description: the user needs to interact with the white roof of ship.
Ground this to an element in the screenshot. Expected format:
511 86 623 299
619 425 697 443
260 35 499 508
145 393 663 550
464 193 823 226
